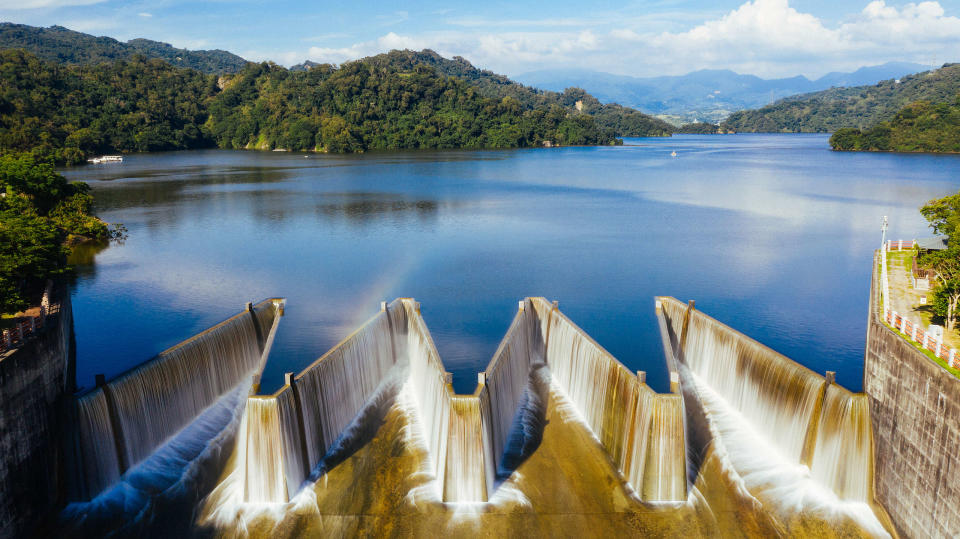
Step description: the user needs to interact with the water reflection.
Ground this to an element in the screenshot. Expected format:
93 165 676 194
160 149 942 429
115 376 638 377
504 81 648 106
63 136 960 394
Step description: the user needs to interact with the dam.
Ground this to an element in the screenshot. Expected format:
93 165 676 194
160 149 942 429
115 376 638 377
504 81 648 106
4 284 940 536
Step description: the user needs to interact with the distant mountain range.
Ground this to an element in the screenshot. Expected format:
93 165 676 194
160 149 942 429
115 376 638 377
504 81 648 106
0 22 248 73
721 63 960 133
515 63 929 125
2 21 943 137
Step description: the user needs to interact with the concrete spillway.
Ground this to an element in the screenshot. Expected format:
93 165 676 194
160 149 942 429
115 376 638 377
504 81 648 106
228 298 687 506
61 299 284 535
54 294 896 537
656 297 892 536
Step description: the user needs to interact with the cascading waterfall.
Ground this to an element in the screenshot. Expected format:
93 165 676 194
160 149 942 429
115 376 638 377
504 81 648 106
238 397 287 503
638 390 686 501
530 298 687 502
444 397 489 502
69 389 120 501
216 297 687 515
404 301 451 495
235 301 406 503
67 299 283 504
478 300 541 477
657 297 887 535
810 385 873 502
296 309 399 468
681 308 825 464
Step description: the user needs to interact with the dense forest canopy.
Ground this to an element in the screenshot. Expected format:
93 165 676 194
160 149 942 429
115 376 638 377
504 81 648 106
0 22 248 73
721 64 960 133
829 98 960 153
0 152 111 313
348 50 675 137
208 60 620 152
0 49 218 163
0 26 673 139
0 49 628 163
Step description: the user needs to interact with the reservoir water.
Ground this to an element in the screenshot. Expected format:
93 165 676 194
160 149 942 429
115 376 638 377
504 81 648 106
63 134 960 395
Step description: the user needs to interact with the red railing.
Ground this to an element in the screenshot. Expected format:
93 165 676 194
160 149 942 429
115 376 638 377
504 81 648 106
1 285 53 354
885 307 959 368
886 239 916 251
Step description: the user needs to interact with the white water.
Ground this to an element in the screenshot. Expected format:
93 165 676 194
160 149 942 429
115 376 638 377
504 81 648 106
68 300 281 503
810 385 873 502
694 375 889 537
658 297 886 534
70 388 120 500
532 298 687 502
61 380 252 536
210 297 687 519
296 308 400 471
480 300 541 477
682 311 824 464
403 302 451 495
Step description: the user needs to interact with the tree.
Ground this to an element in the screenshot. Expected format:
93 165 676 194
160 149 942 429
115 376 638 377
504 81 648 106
921 192 960 329
0 150 110 313
0 209 66 313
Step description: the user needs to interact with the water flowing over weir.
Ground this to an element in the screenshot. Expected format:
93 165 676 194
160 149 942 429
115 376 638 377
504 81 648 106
65 299 285 504
224 298 688 508
655 297 889 533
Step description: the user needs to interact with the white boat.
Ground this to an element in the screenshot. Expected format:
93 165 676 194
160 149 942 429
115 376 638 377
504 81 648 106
87 155 123 164
670 151 678 157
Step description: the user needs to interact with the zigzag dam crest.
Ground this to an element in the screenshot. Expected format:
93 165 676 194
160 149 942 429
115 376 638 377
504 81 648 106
47 295 900 537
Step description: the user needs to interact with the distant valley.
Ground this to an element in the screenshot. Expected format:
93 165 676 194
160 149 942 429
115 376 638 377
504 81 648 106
516 63 928 125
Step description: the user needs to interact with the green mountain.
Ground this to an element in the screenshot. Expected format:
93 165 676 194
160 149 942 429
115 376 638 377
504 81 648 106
830 99 960 153
721 64 960 133
337 49 674 137
208 58 619 152
514 63 928 125
0 49 618 163
0 49 216 163
0 22 248 73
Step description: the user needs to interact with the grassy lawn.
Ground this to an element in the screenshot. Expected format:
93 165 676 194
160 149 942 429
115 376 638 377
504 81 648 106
882 248 960 379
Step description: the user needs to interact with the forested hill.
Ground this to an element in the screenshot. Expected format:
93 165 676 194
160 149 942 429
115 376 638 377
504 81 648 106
338 49 675 137
721 64 960 133
208 59 619 151
0 49 619 163
829 99 960 153
0 22 249 73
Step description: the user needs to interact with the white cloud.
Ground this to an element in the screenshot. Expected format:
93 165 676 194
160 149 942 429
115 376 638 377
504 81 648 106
216 1 960 80
137 12 152 18
260 0 959 78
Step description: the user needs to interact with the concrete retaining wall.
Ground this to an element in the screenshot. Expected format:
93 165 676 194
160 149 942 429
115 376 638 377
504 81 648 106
0 287 73 539
865 253 960 538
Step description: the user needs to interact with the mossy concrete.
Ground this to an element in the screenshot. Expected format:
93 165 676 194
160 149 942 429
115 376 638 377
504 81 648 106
866 256 960 538
0 287 73 539
199 386 880 538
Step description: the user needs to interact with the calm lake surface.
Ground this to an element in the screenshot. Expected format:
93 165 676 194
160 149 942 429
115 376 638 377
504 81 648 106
63 134 960 394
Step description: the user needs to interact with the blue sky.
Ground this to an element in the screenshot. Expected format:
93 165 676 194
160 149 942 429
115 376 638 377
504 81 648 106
1 0 959 78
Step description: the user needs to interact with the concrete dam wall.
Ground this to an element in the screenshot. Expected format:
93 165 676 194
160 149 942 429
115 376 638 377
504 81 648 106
865 254 960 538
0 285 73 539
233 297 687 505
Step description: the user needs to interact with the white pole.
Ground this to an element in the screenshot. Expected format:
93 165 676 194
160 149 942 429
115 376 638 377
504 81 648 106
881 216 890 315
